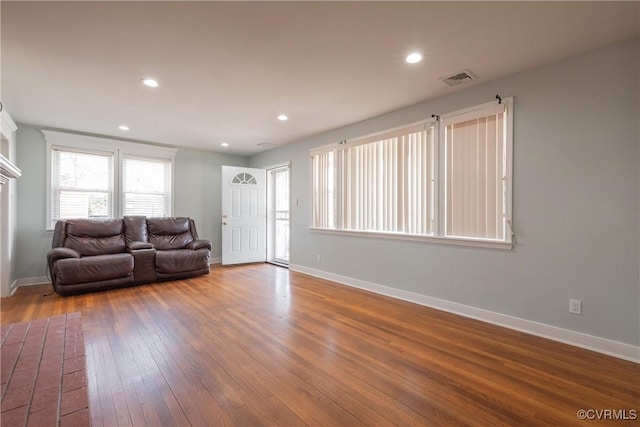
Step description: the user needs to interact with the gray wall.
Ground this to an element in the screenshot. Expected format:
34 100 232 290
250 38 640 346
14 125 248 278
173 147 249 259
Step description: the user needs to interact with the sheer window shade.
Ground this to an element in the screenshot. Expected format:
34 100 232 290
123 156 172 217
51 148 114 228
444 108 507 240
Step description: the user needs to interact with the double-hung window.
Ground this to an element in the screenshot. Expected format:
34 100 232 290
122 156 172 217
45 131 176 229
310 97 513 248
50 148 114 222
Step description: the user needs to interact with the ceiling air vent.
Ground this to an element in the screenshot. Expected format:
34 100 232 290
257 142 276 148
441 70 475 87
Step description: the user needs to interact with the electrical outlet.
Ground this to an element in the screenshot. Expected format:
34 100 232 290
316 254 321 263
569 298 582 315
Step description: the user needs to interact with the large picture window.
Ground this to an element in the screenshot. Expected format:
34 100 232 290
310 98 513 248
45 131 176 229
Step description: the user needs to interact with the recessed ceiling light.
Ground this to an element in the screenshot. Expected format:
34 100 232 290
141 78 159 88
405 53 423 64
220 142 229 147
277 114 288 121
118 125 130 131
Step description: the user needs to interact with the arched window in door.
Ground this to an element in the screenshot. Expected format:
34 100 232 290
231 173 257 185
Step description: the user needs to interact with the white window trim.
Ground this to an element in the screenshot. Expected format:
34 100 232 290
309 227 512 250
339 119 435 150
308 97 514 250
310 143 337 156
44 130 177 230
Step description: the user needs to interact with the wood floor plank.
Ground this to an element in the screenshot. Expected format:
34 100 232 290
1 263 638 426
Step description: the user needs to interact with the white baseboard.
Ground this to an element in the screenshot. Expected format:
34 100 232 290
290 264 640 364
12 276 51 295
210 257 222 265
9 279 19 296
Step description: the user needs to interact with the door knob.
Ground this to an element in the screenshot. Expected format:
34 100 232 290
222 222 227 225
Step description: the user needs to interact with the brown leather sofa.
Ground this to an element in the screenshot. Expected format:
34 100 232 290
47 216 211 295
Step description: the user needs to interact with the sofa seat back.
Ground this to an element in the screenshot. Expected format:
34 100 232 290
61 219 126 256
147 217 195 250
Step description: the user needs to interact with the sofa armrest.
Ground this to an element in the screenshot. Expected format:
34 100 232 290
47 248 80 285
186 239 212 251
128 241 154 250
47 247 80 263
128 246 156 283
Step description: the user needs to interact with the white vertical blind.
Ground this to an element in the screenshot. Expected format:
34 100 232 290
51 148 114 228
122 156 172 217
310 122 435 235
445 110 506 240
338 124 434 234
311 149 335 228
309 100 512 246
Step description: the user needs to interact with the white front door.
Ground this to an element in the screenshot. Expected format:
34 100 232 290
221 166 267 265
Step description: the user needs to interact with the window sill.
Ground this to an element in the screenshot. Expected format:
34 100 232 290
308 227 513 250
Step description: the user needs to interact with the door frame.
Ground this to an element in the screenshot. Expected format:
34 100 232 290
265 161 291 267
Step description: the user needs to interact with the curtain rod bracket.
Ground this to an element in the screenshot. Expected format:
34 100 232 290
496 94 502 104
431 114 439 121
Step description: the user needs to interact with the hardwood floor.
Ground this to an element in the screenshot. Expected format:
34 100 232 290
1 263 638 426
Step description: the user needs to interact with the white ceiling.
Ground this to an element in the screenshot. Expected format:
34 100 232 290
2 1 639 155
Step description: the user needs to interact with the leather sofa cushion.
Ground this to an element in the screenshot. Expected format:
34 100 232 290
54 253 134 286
64 219 126 256
147 218 194 250
65 235 126 257
155 249 209 274
129 241 153 250
66 219 123 237
124 216 148 244
149 233 193 250
147 217 190 235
